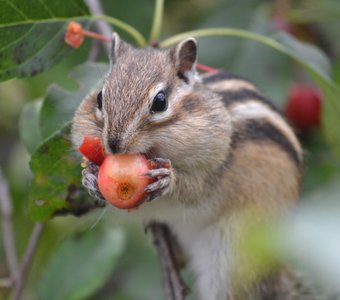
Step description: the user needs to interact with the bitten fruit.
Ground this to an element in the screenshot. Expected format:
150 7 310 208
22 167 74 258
284 84 322 132
98 154 154 209
79 136 105 165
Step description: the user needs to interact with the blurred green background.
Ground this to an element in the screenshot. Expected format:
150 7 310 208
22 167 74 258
1 0 340 299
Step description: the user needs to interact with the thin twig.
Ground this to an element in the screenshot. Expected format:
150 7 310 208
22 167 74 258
85 0 112 54
12 223 45 300
0 168 19 284
147 222 189 300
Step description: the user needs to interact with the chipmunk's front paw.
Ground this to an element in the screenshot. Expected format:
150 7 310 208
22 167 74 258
82 162 106 204
144 158 174 202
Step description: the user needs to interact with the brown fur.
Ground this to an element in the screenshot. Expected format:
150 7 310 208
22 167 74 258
72 91 103 146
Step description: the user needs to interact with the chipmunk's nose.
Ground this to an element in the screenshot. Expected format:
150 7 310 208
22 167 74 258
108 138 120 154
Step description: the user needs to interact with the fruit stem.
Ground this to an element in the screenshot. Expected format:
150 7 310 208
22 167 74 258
196 63 219 73
83 29 112 42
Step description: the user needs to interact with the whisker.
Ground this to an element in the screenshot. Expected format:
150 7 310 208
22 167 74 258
89 206 108 230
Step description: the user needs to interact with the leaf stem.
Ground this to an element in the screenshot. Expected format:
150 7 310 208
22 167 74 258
149 0 165 43
160 28 286 52
90 15 146 47
196 63 219 73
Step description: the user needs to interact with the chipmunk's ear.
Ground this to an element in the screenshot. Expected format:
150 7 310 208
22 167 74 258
171 37 198 82
110 32 129 66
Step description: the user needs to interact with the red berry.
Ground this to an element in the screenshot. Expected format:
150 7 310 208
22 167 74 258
284 84 322 132
98 154 154 209
65 22 84 48
79 136 105 165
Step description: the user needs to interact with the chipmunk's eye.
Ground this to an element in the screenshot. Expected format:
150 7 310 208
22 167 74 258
151 91 167 113
97 91 103 110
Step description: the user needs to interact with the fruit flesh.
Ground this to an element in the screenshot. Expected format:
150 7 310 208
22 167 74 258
79 136 105 165
98 154 153 209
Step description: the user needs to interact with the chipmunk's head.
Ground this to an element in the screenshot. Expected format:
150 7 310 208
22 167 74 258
72 33 231 168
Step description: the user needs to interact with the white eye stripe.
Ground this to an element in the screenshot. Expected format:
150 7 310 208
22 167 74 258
95 107 103 120
99 85 109 108
208 79 257 92
102 86 107 98
149 85 192 122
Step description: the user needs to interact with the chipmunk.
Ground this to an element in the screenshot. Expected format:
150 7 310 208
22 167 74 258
71 33 319 300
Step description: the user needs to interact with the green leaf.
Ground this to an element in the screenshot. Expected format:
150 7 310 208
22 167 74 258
238 177 340 297
318 81 340 157
36 227 125 300
19 99 43 153
275 33 340 157
0 0 90 81
28 63 109 221
301 134 340 194
290 0 340 23
271 33 340 155
40 62 108 139
28 124 83 221
274 32 331 80
233 5 293 107
278 176 340 293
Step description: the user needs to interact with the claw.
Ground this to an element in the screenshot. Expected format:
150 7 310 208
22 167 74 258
81 162 105 202
149 157 172 169
144 192 162 202
145 168 171 178
145 175 171 193
143 157 173 201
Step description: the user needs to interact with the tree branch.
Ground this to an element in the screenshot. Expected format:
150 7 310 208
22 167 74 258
87 39 102 62
12 222 45 300
0 168 18 285
147 222 189 300
85 0 112 54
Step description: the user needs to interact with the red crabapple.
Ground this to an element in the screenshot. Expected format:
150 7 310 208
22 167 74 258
98 154 154 209
284 84 322 132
